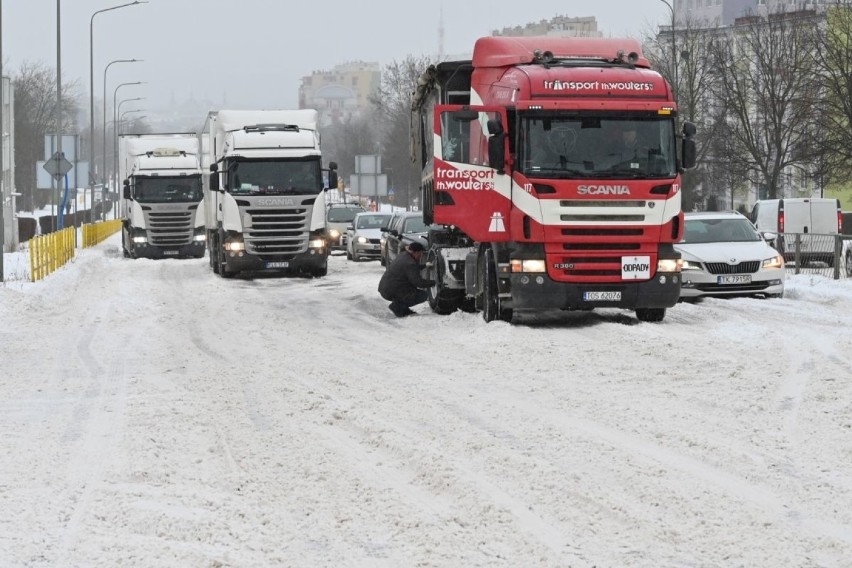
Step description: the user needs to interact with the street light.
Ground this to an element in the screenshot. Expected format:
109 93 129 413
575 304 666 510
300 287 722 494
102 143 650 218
116 97 145 129
119 109 144 124
659 0 678 103
89 1 146 220
102 58 140 194
112 82 144 193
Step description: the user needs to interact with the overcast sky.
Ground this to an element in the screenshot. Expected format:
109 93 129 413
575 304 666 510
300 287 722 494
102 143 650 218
3 0 672 115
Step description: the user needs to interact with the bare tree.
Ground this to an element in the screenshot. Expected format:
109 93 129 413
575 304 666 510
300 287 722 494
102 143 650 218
321 110 380 192
707 10 820 200
812 0 852 188
647 15 725 210
13 61 81 211
371 55 433 209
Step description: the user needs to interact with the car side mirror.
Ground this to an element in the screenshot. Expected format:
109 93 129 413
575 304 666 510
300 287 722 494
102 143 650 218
763 232 777 243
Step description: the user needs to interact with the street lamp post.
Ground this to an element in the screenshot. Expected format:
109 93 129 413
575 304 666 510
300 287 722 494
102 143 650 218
89 1 145 222
659 0 678 102
112 82 144 194
102 58 140 206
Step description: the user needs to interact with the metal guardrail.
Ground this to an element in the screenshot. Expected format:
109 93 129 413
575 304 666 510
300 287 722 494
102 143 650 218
29 227 76 282
779 233 852 279
82 219 122 248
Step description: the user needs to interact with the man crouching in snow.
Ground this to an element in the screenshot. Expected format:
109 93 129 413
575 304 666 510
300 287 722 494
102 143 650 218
378 242 435 317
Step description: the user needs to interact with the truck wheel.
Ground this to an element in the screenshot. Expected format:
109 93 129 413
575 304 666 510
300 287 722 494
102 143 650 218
636 308 666 322
121 230 130 258
482 252 512 323
217 246 235 279
426 248 461 315
209 238 220 274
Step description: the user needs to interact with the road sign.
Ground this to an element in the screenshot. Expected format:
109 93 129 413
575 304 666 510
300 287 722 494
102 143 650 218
43 152 73 181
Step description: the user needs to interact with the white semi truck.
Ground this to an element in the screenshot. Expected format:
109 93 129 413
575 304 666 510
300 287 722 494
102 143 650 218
119 133 206 259
201 109 337 277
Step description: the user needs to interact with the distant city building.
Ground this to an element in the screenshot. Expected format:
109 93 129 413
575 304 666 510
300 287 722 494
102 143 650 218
492 15 603 38
299 61 381 127
673 0 837 27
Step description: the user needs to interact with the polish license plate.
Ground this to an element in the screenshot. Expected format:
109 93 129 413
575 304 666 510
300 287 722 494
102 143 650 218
163 250 179 256
717 275 751 285
266 261 289 269
584 291 622 301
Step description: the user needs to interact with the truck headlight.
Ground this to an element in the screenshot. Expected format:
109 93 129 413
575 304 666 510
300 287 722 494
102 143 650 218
309 238 325 249
328 229 340 239
132 236 148 244
224 240 245 252
657 258 682 272
510 259 547 273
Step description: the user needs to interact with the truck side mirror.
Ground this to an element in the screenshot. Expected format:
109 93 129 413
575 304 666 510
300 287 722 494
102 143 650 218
122 179 130 200
487 119 506 174
681 122 697 170
681 139 696 170
327 161 339 190
209 163 220 192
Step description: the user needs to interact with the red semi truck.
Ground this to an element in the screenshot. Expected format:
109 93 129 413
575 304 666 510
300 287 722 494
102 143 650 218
411 36 696 323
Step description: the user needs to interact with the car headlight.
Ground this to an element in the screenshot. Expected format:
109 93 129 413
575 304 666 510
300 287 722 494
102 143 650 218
762 255 784 269
357 236 368 244
657 258 682 272
681 259 703 270
328 229 340 239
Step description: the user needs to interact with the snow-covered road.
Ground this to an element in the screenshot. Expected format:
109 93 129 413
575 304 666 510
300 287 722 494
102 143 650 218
1 237 851 567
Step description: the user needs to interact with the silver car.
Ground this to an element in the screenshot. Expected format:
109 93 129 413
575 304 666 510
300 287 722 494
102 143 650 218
347 212 392 262
676 211 785 299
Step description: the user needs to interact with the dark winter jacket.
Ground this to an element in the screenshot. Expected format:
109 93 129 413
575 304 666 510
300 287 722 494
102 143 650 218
378 251 435 302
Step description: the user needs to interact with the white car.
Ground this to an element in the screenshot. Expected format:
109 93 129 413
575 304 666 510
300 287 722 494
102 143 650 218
676 211 785 299
346 212 392 262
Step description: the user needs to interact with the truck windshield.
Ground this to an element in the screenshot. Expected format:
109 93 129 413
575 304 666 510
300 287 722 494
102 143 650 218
135 175 202 203
519 114 677 180
227 158 323 196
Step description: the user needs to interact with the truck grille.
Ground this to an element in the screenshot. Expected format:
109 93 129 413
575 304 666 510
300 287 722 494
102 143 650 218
244 207 309 258
143 210 195 246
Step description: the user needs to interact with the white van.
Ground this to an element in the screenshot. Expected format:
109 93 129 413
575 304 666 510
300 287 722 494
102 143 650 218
751 198 841 265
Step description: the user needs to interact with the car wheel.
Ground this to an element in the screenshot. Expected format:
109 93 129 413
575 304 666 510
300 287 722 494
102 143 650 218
346 248 352 260
846 251 852 277
636 308 666 322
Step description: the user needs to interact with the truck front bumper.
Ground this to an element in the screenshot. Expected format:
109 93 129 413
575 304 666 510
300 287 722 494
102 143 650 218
508 272 682 311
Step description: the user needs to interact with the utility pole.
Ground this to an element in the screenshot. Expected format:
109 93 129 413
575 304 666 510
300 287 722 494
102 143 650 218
0 0 5 282
55 0 63 231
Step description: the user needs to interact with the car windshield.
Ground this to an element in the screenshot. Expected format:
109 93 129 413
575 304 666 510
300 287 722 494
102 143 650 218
683 218 762 244
356 214 391 229
402 217 430 234
328 207 362 223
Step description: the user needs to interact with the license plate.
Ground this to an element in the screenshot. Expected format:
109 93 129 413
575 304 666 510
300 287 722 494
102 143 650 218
584 291 622 301
163 250 179 256
717 275 751 285
266 261 289 269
